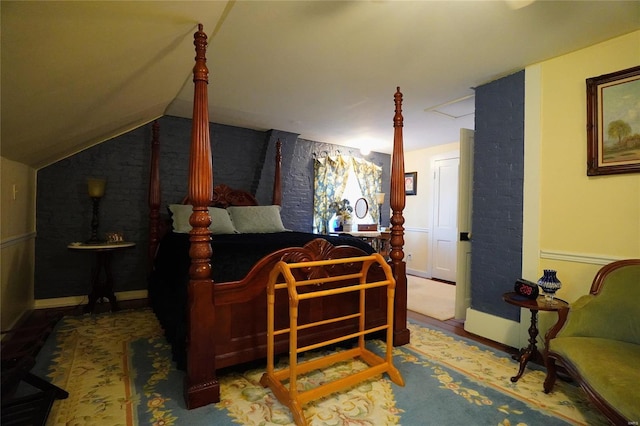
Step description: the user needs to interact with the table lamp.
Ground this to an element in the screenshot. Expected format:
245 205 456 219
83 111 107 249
375 192 385 229
87 178 106 243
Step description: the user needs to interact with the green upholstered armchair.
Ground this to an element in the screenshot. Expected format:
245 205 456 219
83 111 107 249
543 259 640 425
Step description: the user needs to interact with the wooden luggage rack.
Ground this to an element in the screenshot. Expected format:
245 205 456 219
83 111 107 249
260 253 404 426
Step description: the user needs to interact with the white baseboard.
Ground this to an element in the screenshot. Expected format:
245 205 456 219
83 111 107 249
406 268 430 278
464 307 527 349
34 290 148 310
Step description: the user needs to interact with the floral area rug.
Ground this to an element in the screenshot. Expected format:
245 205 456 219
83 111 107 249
32 308 608 425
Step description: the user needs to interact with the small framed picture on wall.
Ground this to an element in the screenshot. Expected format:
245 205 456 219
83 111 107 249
586 65 640 176
405 172 417 195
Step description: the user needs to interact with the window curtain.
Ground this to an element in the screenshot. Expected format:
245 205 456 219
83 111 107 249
352 157 382 224
313 155 349 234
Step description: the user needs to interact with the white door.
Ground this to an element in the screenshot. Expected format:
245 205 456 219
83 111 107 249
431 156 459 282
455 128 474 319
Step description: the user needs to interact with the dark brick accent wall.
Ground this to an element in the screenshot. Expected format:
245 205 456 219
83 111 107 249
36 124 151 300
35 116 390 299
471 70 525 321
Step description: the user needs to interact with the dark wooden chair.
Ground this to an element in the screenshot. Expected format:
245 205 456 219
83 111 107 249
1 316 68 425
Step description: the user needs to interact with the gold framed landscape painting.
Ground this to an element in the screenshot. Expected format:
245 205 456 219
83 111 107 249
586 65 640 176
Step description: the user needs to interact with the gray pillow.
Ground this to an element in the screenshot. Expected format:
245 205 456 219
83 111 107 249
168 204 238 234
208 207 238 234
167 204 192 234
227 205 286 233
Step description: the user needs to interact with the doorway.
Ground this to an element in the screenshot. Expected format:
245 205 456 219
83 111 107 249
430 154 459 283
423 129 474 321
406 129 473 322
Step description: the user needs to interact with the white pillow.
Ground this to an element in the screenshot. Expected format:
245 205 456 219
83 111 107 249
168 204 238 234
227 205 286 233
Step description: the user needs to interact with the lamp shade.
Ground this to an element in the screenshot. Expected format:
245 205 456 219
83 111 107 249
375 192 385 205
87 178 106 198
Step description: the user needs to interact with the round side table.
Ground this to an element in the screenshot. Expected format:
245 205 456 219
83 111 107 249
502 292 569 382
68 241 135 313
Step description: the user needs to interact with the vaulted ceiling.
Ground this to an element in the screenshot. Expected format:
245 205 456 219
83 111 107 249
2 1 639 168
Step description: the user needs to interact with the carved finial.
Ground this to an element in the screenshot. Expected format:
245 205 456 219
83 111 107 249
394 87 403 128
193 24 209 83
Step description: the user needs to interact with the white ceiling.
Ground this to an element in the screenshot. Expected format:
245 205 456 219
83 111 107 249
2 1 639 168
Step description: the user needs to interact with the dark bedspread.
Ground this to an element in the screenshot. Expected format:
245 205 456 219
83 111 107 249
148 231 375 368
152 231 374 283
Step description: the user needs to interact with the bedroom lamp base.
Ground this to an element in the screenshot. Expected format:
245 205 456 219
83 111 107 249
86 197 103 244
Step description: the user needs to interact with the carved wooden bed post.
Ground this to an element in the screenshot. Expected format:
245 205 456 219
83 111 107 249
390 87 410 346
273 139 282 205
185 24 218 409
148 120 161 272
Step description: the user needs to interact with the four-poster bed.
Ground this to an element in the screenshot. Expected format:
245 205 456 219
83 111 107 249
147 24 410 409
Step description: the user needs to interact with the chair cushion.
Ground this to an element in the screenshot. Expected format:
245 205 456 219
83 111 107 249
549 336 640 421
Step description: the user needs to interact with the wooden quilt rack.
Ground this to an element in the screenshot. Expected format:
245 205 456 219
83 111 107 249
260 254 404 426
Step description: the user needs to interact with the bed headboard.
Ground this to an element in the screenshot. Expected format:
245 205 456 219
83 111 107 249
212 184 258 207
147 126 282 269
181 184 258 208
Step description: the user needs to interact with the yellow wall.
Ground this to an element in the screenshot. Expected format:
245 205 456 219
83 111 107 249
1 156 37 330
468 31 640 348
536 30 640 303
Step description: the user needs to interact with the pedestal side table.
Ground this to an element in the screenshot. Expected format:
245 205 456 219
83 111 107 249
502 292 569 382
68 241 135 313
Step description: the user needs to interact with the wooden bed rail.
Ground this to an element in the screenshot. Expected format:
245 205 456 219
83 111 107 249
260 254 404 426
